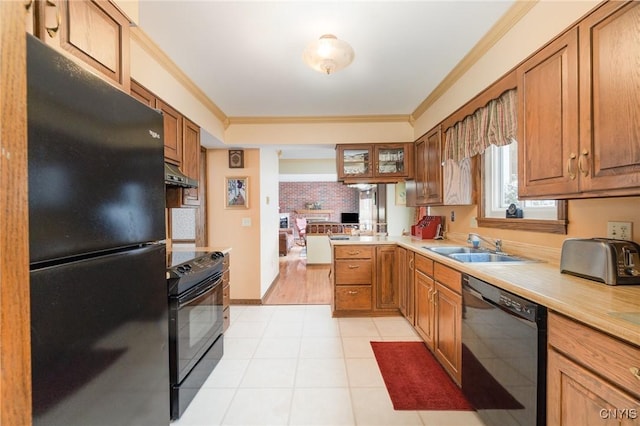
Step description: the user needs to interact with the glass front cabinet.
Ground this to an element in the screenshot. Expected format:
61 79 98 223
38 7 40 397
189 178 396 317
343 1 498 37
336 143 414 183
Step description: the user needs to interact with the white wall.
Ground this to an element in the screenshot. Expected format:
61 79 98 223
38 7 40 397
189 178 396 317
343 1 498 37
260 148 281 297
385 183 414 237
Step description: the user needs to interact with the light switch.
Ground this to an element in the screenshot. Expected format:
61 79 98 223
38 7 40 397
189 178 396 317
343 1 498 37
241 217 251 227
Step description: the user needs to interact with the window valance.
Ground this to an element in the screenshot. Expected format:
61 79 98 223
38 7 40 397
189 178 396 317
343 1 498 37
443 89 517 162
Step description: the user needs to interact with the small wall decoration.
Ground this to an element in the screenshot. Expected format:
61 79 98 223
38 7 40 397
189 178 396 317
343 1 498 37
225 177 249 209
228 149 244 168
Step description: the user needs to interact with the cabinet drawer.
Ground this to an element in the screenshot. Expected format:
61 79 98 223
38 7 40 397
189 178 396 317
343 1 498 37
335 260 373 284
549 312 640 398
414 254 433 276
434 262 461 293
335 286 372 311
335 245 374 259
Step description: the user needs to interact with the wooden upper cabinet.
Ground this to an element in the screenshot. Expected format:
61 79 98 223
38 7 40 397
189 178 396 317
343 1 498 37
157 99 183 167
442 157 473 205
517 27 580 198
130 80 156 108
131 80 198 181
578 0 640 195
180 118 201 206
336 143 413 183
337 145 373 180
373 144 414 180
519 0 640 199
415 126 443 205
32 0 131 92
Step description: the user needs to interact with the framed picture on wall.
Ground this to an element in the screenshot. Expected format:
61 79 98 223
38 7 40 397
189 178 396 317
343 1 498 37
228 150 244 168
225 177 249 209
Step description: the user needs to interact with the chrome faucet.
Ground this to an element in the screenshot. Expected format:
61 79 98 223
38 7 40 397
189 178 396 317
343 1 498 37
467 233 503 253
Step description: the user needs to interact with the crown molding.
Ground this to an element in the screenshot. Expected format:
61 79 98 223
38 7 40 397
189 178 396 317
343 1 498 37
130 27 228 124
411 0 538 121
226 114 413 128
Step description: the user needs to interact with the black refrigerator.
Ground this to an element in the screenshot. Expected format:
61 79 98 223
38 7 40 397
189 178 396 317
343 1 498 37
27 35 169 425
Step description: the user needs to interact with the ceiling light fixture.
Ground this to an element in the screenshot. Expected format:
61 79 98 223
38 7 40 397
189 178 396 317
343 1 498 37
303 34 354 75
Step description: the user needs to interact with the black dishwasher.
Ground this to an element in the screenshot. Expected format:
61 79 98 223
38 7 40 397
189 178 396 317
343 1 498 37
462 275 547 426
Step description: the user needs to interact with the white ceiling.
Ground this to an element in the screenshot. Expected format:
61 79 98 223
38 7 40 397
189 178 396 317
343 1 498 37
137 0 516 154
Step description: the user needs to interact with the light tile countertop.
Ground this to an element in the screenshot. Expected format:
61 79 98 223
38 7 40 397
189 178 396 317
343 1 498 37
330 235 640 347
168 246 232 255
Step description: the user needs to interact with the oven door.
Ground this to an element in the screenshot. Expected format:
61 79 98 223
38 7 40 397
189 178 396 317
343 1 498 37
169 273 224 384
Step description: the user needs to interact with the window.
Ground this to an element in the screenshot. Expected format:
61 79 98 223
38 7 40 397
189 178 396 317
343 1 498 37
479 142 567 234
483 143 557 219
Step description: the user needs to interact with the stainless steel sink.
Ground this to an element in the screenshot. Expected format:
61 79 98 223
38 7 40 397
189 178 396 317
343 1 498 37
424 246 485 255
448 252 525 263
329 235 350 240
425 246 533 263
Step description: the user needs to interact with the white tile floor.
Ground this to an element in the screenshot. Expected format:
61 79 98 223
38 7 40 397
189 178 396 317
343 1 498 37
172 304 486 426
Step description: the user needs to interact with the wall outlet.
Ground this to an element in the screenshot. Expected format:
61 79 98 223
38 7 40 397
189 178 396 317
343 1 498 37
607 221 632 240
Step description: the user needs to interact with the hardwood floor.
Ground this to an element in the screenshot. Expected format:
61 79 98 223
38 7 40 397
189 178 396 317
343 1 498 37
263 245 332 305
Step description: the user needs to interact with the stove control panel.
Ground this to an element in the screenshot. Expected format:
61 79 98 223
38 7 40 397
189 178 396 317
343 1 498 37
169 252 224 276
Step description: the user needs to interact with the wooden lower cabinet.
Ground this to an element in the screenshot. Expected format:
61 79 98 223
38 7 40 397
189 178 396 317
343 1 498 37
333 245 374 316
398 248 415 324
433 281 462 385
547 312 640 425
414 254 435 348
376 246 399 311
335 286 372 311
332 244 399 317
415 268 435 348
411 253 462 385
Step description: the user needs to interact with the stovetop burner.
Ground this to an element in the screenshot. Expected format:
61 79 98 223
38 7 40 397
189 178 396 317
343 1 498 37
167 251 225 296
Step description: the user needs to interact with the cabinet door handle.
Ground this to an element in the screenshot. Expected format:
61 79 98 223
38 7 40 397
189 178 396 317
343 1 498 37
347 290 359 295
566 153 577 180
45 0 60 38
347 265 360 269
409 257 414 270
24 0 33 10
630 367 640 380
578 149 590 177
347 250 361 256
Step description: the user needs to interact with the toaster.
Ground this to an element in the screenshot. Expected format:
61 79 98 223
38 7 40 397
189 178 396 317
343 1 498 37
560 238 640 285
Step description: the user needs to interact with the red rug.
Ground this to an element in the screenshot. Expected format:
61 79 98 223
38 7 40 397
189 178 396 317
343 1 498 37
370 341 473 411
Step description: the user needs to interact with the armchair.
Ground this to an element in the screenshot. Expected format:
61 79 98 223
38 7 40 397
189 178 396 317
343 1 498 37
294 217 307 246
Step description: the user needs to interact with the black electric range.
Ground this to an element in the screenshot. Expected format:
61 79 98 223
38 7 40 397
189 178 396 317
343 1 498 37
166 250 225 296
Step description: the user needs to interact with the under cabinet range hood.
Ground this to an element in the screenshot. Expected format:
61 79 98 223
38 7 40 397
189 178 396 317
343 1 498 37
165 162 198 188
